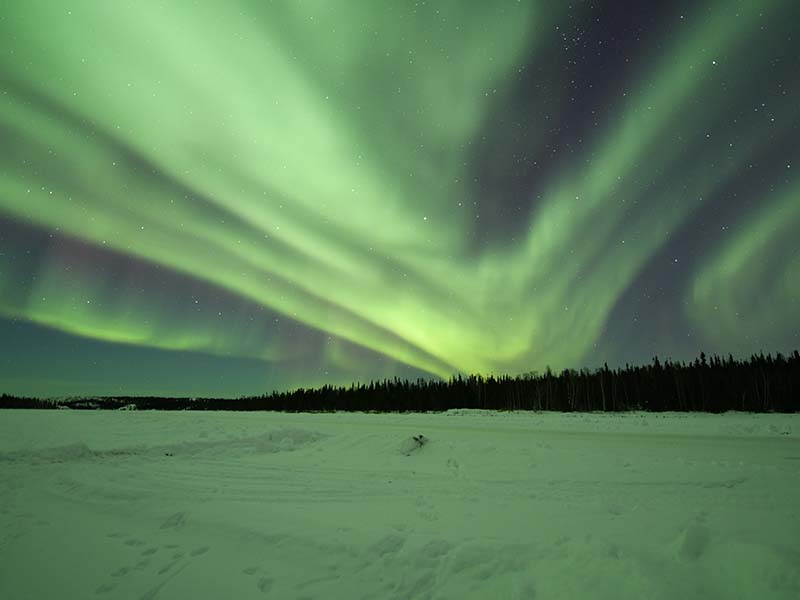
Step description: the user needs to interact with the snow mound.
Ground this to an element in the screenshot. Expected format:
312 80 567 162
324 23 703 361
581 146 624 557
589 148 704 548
0 428 327 463
251 428 326 454
0 442 98 464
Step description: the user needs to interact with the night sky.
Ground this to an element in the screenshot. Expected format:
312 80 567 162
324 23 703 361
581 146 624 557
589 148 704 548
1 1 798 397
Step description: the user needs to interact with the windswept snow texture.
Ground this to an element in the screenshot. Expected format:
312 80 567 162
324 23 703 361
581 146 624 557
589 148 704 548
0 410 798 599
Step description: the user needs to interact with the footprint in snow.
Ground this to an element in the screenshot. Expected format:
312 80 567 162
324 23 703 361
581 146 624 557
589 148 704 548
95 582 117 595
106 532 127 539
257 576 275 594
678 524 710 560
189 546 209 557
159 512 187 530
242 567 276 594
158 558 187 575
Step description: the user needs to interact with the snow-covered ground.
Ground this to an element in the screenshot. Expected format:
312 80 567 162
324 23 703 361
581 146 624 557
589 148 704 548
0 409 798 599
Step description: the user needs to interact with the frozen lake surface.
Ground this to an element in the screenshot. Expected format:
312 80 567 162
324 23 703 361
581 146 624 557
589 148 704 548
1 409 798 599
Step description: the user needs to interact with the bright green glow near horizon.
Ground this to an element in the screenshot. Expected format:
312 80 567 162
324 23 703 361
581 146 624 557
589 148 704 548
0 0 798 393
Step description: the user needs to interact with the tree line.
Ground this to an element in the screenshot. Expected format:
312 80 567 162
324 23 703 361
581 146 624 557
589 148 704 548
2 350 798 413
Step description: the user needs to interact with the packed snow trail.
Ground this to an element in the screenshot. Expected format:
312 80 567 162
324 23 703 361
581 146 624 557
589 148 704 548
0 410 798 599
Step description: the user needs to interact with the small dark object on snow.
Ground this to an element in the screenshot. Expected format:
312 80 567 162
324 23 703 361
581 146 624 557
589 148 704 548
401 434 429 456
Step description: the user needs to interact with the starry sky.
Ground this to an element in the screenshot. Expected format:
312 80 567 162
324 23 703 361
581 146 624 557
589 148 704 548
0 1 798 397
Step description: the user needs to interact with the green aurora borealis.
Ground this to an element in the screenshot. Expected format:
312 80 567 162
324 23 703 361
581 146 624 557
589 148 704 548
0 1 798 396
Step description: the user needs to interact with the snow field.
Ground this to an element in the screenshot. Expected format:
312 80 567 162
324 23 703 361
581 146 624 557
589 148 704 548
0 409 798 599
